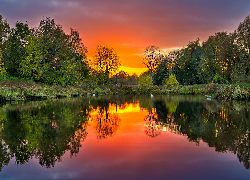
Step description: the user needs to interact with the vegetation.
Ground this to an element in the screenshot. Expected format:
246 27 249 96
143 15 250 87
138 75 153 89
1 14 250 101
166 74 179 87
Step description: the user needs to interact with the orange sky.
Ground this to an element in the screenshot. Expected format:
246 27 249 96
1 0 250 75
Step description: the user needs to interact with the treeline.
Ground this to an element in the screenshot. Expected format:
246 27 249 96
1 14 250 87
143 15 250 86
0 15 138 86
0 16 90 85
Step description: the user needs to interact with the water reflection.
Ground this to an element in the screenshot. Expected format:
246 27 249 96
0 95 250 172
0 98 90 169
89 103 121 140
141 95 250 170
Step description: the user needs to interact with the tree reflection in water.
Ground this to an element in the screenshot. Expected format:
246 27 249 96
0 98 90 169
144 109 162 138
0 95 250 170
141 95 250 170
88 100 121 140
0 95 136 170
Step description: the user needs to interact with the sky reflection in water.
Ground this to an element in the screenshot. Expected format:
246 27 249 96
0 95 250 180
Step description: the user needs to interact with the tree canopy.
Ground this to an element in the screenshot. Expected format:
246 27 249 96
143 15 250 85
93 45 121 76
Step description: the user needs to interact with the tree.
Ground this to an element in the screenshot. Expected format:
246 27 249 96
3 21 30 77
0 15 10 51
20 17 89 85
93 45 121 78
138 75 153 89
166 74 179 87
201 32 237 83
237 15 250 52
153 57 172 85
143 45 164 73
173 39 203 85
233 15 250 83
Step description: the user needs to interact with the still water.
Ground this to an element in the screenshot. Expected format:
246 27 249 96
0 95 250 180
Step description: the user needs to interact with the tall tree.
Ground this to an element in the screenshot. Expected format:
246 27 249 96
237 15 250 52
2 21 30 77
173 39 203 85
0 15 10 51
201 32 237 83
233 15 250 83
143 45 164 73
20 17 89 85
93 45 121 78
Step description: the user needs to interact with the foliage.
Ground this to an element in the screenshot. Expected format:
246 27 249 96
110 71 138 85
138 75 153 89
0 49 6 80
166 74 179 87
143 45 164 73
153 58 172 85
2 21 30 77
19 17 88 85
93 45 121 76
149 15 250 85
0 15 10 50
237 15 250 51
213 73 227 84
0 61 6 80
173 39 203 85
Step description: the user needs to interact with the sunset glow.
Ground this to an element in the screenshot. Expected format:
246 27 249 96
1 0 250 75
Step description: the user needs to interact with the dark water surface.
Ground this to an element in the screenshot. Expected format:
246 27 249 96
0 95 250 180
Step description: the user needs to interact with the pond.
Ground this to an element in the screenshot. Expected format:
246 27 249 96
0 95 250 180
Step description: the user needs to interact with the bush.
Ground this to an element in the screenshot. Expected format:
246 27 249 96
0 60 7 81
139 75 153 89
166 74 179 87
213 74 227 84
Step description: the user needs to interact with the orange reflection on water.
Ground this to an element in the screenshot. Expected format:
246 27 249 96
88 102 148 140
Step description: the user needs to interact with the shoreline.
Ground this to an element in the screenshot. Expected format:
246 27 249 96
0 80 250 103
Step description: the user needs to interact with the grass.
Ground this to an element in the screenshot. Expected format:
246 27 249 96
0 80 250 102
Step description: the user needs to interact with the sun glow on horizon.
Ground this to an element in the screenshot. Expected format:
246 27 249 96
119 66 147 76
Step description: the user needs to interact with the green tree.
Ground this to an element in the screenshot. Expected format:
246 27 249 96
153 57 172 85
201 32 238 83
0 15 10 51
166 74 179 87
173 39 203 85
237 15 250 52
139 75 153 89
2 21 29 77
233 15 250 83
20 17 89 85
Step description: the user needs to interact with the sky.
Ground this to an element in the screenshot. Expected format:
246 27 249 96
0 0 250 75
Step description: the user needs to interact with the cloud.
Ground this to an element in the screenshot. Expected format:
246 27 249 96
1 0 250 68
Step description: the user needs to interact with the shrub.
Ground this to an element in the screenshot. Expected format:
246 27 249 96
213 74 227 84
0 61 7 81
166 74 179 87
139 75 153 89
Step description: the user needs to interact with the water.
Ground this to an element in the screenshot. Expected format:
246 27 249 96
0 95 250 180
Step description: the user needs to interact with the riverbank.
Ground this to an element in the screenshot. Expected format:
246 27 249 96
0 80 250 102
